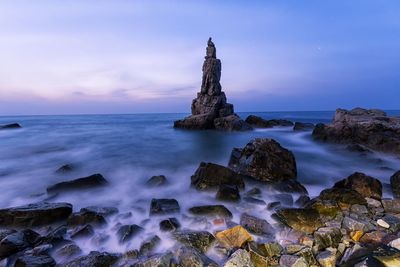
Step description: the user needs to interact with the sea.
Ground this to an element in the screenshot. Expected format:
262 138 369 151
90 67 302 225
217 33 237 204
1 111 399 260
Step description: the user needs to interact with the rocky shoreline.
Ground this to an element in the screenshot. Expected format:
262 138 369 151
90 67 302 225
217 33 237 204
1 118 400 266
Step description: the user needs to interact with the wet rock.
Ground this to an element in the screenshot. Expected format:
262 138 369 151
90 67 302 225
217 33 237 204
214 114 253 131
339 243 370 265
258 242 283 258
228 138 297 182
0 229 16 241
47 173 108 194
223 249 253 267
359 230 388 245
295 195 310 207
0 202 72 227
246 243 269 266
0 123 21 130
216 185 240 202
146 175 168 187
390 170 400 198
0 231 29 259
39 225 67 246
371 245 400 266
312 108 400 154
346 144 372 153
316 248 337 267
342 216 373 232
295 247 319 266
150 198 180 215
80 206 118 217
381 199 400 213
61 251 120 267
175 246 218 267
139 235 161 256
67 210 106 227
274 208 323 234
133 252 173 267
333 172 382 199
55 164 74 174
117 224 143 244
173 231 215 253
314 227 342 251
159 218 180 232
350 204 369 215
14 254 56 267
266 179 308 195
191 162 244 190
70 224 94 239
245 115 293 128
279 254 308 267
189 205 232 219
174 38 250 131
245 188 262 197
243 197 266 206
54 243 82 259
215 225 253 248
293 122 314 131
319 188 366 207
267 201 281 211
377 215 400 231
305 199 341 219
273 193 293 206
240 213 274 235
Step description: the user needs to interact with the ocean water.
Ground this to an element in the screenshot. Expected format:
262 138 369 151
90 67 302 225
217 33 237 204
0 111 400 260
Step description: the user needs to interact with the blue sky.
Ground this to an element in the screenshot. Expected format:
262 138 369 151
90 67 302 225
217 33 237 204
0 0 399 115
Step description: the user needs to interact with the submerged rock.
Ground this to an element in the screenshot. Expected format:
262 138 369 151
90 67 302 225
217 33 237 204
293 122 314 131
312 108 400 154
191 162 244 190
174 38 250 131
245 115 293 128
150 198 180 215
0 123 21 130
229 138 297 182
67 210 106 227
159 218 180 232
390 170 400 199
47 173 108 194
0 202 72 227
80 206 118 217
173 231 215 253
333 172 382 199
145 175 168 187
55 164 74 174
189 205 233 219
216 185 241 202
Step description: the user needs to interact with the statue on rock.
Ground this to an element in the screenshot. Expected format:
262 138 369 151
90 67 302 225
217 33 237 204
174 38 252 131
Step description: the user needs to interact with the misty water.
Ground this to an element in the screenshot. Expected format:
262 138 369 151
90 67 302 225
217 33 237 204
1 111 400 261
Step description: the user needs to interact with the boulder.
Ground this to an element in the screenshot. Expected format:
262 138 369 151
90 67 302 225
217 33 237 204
312 108 400 154
67 210 106 227
223 249 253 267
216 185 240 202
191 162 244 190
54 243 82 259
14 254 56 267
133 252 173 267
0 123 21 130
189 205 232 219
215 225 253 248
293 122 314 131
0 231 29 259
318 188 366 207
175 246 218 267
240 213 274 235
173 231 215 253
274 208 323 234
228 138 297 182
245 115 293 128
333 172 382 199
139 235 161 256
0 202 72 227
313 227 342 251
61 251 120 267
150 198 180 215
47 173 108 194
70 224 94 239
174 38 250 131
159 218 180 232
145 175 168 187
390 170 400 198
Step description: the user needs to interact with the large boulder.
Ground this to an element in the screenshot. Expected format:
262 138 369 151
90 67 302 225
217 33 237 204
228 138 297 182
0 202 72 227
47 173 108 194
390 170 400 199
191 162 245 190
174 38 250 131
312 108 400 154
333 172 382 199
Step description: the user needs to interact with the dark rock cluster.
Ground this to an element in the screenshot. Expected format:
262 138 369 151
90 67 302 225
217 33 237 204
174 38 251 131
313 107 400 154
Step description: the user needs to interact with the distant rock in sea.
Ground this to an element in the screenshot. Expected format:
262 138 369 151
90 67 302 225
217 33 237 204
313 107 400 154
174 38 252 131
0 123 21 130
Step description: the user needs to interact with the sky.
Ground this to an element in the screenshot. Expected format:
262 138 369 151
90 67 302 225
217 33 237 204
0 0 399 115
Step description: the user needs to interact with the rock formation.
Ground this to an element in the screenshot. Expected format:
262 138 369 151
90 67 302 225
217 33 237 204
174 38 252 131
313 108 400 154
